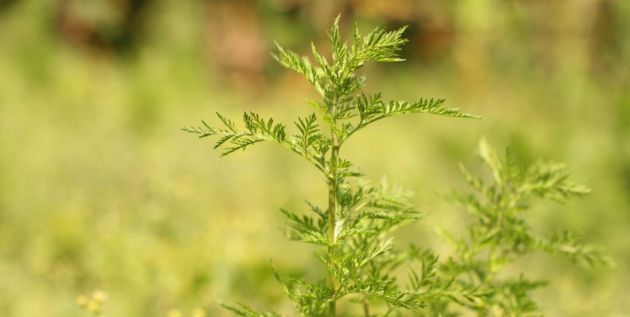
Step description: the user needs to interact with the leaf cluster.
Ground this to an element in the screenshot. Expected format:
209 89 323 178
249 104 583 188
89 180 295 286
185 17 477 166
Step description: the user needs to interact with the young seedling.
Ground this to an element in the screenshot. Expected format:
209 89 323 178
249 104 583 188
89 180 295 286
185 17 481 317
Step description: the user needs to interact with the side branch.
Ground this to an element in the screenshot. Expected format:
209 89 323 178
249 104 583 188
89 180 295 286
341 97 481 143
183 112 328 174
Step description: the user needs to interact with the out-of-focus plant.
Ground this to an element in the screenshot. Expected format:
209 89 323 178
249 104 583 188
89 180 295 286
76 290 108 317
184 16 608 317
428 140 612 316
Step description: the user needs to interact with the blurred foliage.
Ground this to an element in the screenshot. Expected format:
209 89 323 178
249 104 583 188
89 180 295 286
0 0 628 316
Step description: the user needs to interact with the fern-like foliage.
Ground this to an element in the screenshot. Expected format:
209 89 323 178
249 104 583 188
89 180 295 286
185 16 480 317
430 140 611 316
185 16 605 317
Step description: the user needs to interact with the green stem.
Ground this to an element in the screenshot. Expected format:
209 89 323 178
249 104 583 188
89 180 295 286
327 106 340 317
362 296 370 317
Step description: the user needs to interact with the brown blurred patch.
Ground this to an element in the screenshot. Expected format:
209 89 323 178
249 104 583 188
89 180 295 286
204 0 268 91
55 0 153 54
352 0 456 61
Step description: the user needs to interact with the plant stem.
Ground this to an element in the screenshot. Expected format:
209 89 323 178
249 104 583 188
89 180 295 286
362 297 370 317
327 108 340 317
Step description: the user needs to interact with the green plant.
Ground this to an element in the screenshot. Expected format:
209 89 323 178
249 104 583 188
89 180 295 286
430 140 611 316
185 16 481 316
185 17 608 317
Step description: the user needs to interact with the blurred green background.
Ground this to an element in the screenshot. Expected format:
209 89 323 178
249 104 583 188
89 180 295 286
0 0 629 316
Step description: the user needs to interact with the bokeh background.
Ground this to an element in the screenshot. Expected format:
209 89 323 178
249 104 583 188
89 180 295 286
0 0 629 316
